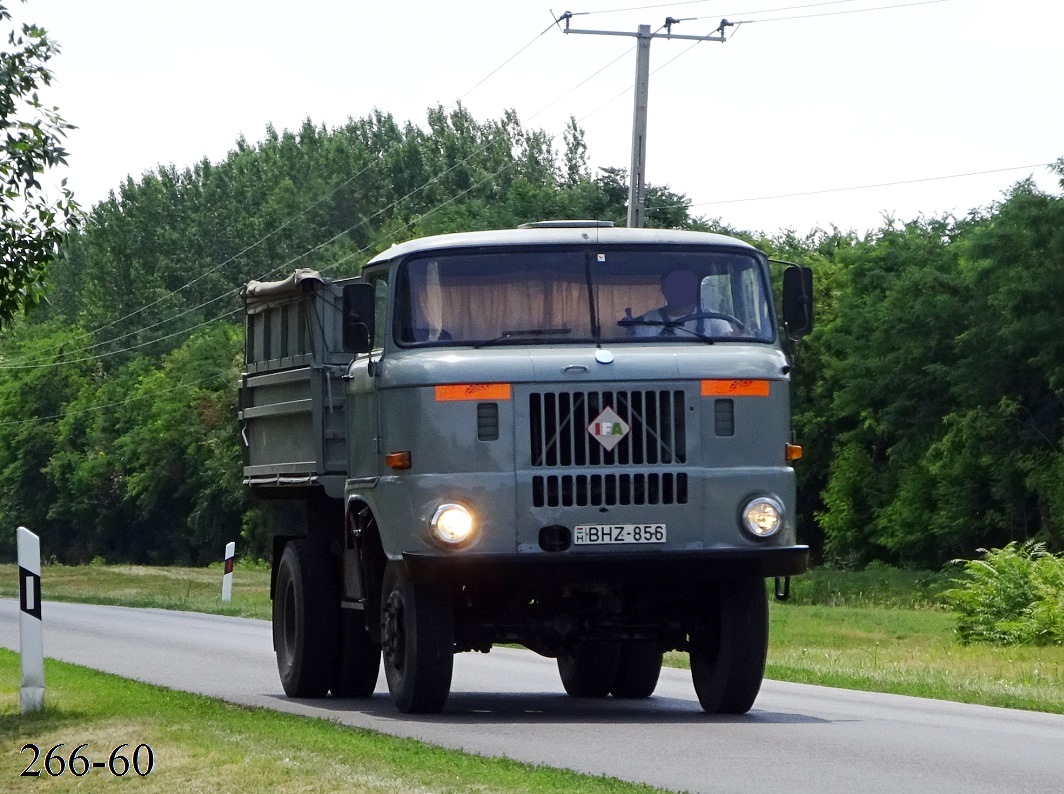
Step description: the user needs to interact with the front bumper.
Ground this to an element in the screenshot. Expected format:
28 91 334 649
399 544 809 586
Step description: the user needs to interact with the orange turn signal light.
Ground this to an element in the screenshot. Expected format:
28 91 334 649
701 379 770 397
435 383 512 401
385 451 411 470
786 443 803 461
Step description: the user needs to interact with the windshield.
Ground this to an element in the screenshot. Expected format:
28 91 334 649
395 248 775 346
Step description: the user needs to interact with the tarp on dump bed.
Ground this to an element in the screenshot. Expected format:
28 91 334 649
242 268 327 314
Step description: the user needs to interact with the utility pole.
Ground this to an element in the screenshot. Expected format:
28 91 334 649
630 25 652 230
559 14 732 228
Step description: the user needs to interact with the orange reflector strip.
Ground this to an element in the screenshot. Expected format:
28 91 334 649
786 444 803 461
435 383 512 401
701 379 771 397
385 451 411 470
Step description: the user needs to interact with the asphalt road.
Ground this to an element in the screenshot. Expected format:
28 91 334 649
2 599 1063 793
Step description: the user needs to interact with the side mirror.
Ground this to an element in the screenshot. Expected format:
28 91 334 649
782 266 814 339
342 283 375 354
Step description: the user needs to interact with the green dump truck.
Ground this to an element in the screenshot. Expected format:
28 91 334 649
239 221 813 714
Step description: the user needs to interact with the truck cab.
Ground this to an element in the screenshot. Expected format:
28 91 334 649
241 221 812 713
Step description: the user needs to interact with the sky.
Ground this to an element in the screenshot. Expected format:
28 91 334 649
20 0 1064 237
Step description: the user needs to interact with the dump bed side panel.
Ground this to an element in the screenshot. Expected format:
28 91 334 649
239 274 351 494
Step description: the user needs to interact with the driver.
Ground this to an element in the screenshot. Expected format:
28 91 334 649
626 267 732 337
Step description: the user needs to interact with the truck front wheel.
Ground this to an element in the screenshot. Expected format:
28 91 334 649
380 565 454 713
689 577 769 714
273 539 338 697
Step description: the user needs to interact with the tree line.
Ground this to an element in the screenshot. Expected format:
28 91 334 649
0 100 1061 568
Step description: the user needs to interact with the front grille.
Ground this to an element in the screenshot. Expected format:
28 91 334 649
529 389 687 467
532 473 688 507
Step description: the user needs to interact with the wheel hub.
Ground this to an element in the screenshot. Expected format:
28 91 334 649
381 590 406 671
281 580 297 661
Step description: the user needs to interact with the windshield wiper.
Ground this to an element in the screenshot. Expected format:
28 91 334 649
474 328 573 348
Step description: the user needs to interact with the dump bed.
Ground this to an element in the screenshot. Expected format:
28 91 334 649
239 269 352 497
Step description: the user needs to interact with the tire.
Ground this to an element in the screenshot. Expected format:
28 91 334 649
689 577 769 714
331 609 381 698
380 565 454 713
557 641 621 697
273 539 339 698
610 642 663 699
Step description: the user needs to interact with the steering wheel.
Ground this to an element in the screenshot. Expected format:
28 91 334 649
676 310 745 331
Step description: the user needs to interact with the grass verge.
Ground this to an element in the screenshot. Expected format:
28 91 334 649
0 562 272 620
0 651 659 793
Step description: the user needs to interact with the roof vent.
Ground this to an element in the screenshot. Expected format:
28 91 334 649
517 220 615 229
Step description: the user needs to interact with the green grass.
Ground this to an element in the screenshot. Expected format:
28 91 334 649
763 603 1064 713
782 563 954 609
0 651 660 793
5 561 1064 714
0 561 273 620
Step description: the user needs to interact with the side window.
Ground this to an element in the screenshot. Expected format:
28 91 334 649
738 265 771 340
701 274 734 316
369 273 389 351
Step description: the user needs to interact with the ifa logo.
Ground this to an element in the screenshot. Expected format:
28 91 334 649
587 406 630 452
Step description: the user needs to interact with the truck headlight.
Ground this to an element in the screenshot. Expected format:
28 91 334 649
431 504 476 546
741 497 784 539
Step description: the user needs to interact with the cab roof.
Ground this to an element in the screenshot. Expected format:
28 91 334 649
366 224 758 265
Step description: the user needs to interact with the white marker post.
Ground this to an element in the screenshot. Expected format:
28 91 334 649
17 526 44 714
221 541 235 602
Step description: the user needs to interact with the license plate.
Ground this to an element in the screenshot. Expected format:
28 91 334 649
573 524 666 545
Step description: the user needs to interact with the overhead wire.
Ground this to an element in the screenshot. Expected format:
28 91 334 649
569 0 715 16
575 22 708 123
525 42 637 122
0 19 644 373
87 21 559 349
1 18 574 370
665 0 950 24
730 0 951 24
2 0 961 373
452 20 559 108
645 163 1056 212
0 370 233 428
15 156 1053 422
571 0 867 21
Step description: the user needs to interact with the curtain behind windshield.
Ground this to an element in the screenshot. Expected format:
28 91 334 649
398 249 773 344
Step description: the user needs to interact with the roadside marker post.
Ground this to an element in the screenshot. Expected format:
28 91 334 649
221 541 235 602
17 526 44 714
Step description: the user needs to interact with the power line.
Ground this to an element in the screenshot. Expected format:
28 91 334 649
526 43 637 122
572 22 711 129
732 0 950 24
571 0 716 15
12 157 1043 426
575 0 869 21
573 0 949 27
4 20 565 369
0 370 232 428
13 0 959 372
2 27 654 371
23 15 702 372
646 163 1056 211
453 20 559 107
20 0 946 371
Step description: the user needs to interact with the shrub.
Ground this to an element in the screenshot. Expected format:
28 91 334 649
943 541 1064 645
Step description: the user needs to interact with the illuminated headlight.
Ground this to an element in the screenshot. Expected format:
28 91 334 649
741 497 784 539
430 504 476 546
